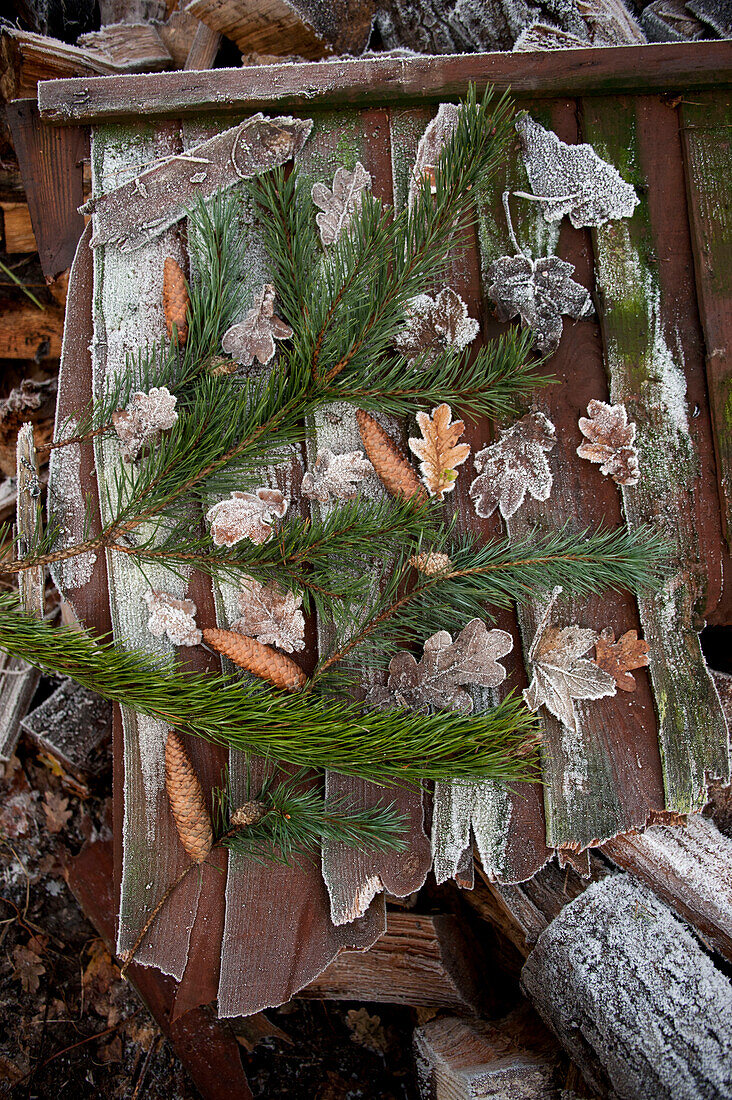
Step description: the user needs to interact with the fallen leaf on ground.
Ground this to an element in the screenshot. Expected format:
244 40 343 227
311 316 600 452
346 1007 388 1054
12 943 45 994
42 790 72 834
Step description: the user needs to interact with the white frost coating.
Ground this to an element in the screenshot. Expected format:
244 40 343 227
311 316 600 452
47 419 97 593
143 589 201 647
407 103 460 213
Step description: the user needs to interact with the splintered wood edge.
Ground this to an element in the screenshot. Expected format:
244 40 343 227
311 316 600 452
37 43 732 125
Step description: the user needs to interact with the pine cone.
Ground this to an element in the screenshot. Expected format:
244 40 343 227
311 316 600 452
163 257 189 346
356 410 427 502
203 628 308 691
409 550 452 576
231 800 268 827
164 730 213 863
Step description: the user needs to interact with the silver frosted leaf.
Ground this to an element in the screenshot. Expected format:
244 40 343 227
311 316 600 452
231 577 305 653
487 253 593 354
221 284 293 367
394 288 479 365
470 411 556 521
577 399 640 486
300 449 374 503
312 162 372 246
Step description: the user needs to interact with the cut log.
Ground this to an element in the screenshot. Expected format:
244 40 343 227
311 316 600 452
0 301 62 360
77 23 174 73
1 203 37 253
304 911 493 1013
98 0 167 21
184 0 374 58
155 9 202 67
184 21 223 69
414 1010 560 1100
21 678 113 781
521 875 732 1100
0 28 118 100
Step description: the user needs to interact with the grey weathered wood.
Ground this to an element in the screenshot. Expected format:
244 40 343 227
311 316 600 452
521 875 732 1100
16 423 45 621
183 22 222 70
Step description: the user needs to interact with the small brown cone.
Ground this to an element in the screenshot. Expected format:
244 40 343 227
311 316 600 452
203 628 308 691
164 730 213 863
163 257 189 346
356 410 427 502
231 800 268 827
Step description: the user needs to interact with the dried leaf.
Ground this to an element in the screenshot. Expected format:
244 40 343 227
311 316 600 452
82 939 120 1012
231 577 305 653
312 162 372 246
301 449 374 503
112 386 178 462
577 399 640 486
143 589 201 647
470 411 556 520
408 403 470 500
487 253 592 354
516 114 640 228
346 1007 388 1054
368 619 514 715
593 628 650 692
394 288 479 364
165 730 213 863
407 103 461 212
523 588 616 732
42 790 72 834
12 944 45 994
221 284 293 367
206 488 288 547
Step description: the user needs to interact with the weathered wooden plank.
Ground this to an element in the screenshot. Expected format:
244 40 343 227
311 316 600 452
37 43 732 126
183 22 222 71
680 93 732 551
583 94 730 813
16 423 44 620
0 29 117 100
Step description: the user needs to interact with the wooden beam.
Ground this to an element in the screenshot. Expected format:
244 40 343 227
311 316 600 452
37 42 732 125
76 23 174 73
183 22 222 70
0 28 118 101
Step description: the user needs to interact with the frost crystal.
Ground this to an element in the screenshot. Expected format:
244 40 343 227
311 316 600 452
206 488 288 547
312 162 372 246
470 412 556 520
301 450 374 503
487 254 593 354
112 386 178 462
221 284 293 367
395 289 479 364
577 399 640 486
231 577 305 653
143 589 201 647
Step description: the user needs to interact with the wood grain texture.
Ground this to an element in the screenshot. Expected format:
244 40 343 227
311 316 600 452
1 203 36 252
37 43 732 125
583 95 730 814
185 0 374 58
0 299 63 359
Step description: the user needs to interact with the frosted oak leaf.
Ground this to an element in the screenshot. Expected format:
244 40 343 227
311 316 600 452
367 619 514 715
231 577 305 653
312 162 372 246
487 254 593 354
206 488 288 547
143 589 202 647
408 403 470 500
112 386 177 462
301 450 374 503
577 399 640 486
470 411 556 520
221 284 293 367
395 289 479 365
523 588 616 733
516 114 639 228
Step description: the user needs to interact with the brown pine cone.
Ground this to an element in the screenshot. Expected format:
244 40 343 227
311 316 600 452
164 730 213 863
356 410 427 502
203 628 308 691
231 800 268 827
163 257 189 346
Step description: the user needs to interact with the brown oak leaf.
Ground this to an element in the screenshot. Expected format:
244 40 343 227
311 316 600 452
143 589 201 647
221 284 293 367
42 790 72 834
301 450 374 503
206 488 288 547
12 943 46 994
577 399 640 486
394 288 479 365
312 162 372 246
231 577 305 653
367 619 514 714
470 411 556 520
487 253 592 354
408 403 470 500
112 386 178 462
593 628 649 692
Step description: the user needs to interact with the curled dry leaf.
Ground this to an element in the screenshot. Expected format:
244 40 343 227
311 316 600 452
367 619 514 715
206 488 288 547
356 410 427 502
593 628 650 692
312 161 372 246
470 411 556 520
203 627 308 691
165 730 213 863
301 449 374 503
409 402 470 500
487 253 593 354
231 576 305 653
163 257 188 345
221 284 293 367
394 288 479 365
577 399 640 486
523 588 616 732
516 114 639 228
112 386 178 462
143 589 202 647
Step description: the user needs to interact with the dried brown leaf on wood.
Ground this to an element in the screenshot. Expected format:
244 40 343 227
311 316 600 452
523 588 616 732
394 288 479 364
356 410 427 502
42 790 72 833
163 257 188 345
143 589 201 647
12 943 45 994
165 730 213 864
577 399 640 486
301 449 374 503
367 619 514 715
206 488 288 547
231 577 305 653
470 411 556 520
408 402 470 500
203 628 308 691
593 628 649 692
486 253 592 354
346 1007 388 1054
221 284 293 367
112 386 178 462
312 162 372 246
